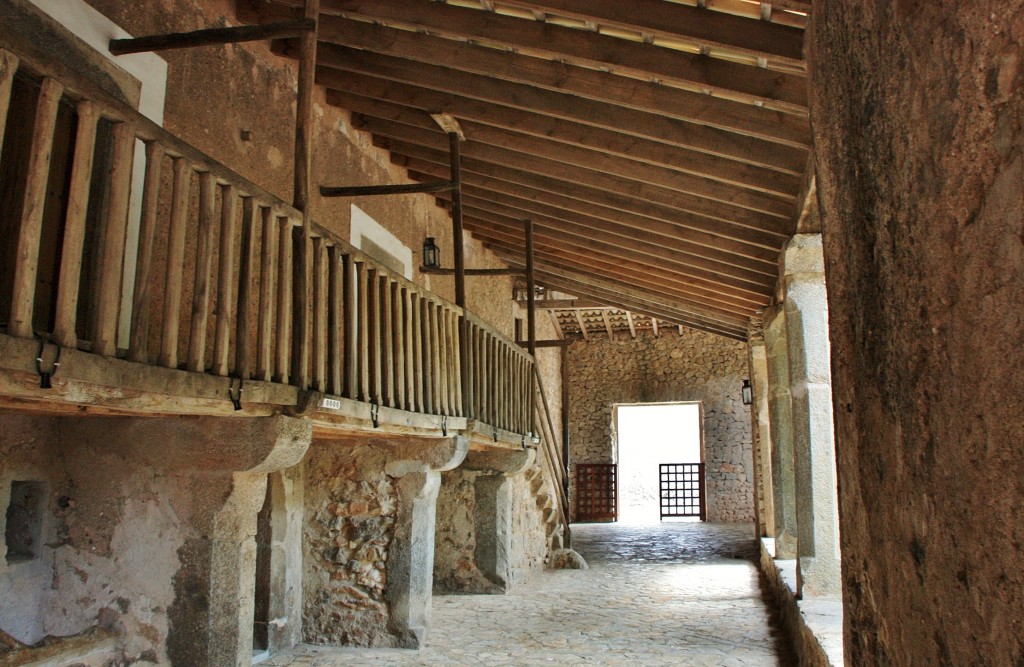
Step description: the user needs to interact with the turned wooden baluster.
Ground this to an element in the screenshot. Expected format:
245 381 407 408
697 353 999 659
53 100 100 349
10 77 63 339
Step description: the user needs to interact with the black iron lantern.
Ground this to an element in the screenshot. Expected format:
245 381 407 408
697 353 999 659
423 236 440 269
741 379 753 406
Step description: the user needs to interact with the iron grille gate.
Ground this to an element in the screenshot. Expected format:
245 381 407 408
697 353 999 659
575 463 617 522
659 463 706 520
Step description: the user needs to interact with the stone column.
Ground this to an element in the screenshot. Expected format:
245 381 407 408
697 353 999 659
71 416 312 667
763 306 798 559
782 233 841 597
383 436 468 648
463 448 536 591
748 320 775 539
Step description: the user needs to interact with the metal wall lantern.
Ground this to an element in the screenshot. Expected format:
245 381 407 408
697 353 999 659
423 236 440 269
741 379 753 406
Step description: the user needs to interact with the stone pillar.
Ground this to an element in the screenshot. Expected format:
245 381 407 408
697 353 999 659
71 416 312 667
748 321 775 539
463 448 536 591
383 436 468 648
782 233 841 597
763 306 798 559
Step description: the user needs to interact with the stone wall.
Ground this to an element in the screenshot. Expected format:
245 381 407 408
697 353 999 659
810 3 1024 664
302 442 396 647
433 469 547 594
0 414 309 666
567 329 754 523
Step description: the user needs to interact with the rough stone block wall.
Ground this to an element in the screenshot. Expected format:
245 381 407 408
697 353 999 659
567 329 754 523
811 3 1024 664
302 442 396 647
433 470 547 593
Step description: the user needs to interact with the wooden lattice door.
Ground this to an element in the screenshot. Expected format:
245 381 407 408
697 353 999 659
659 463 706 521
575 463 617 522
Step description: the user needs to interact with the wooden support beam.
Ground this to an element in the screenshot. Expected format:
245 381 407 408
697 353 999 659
382 137 792 223
549 310 564 339
315 58 807 177
395 149 789 239
285 18 810 146
574 310 589 340
319 179 452 197
626 311 637 339
419 267 523 276
108 19 315 55
652 317 660 337
518 299 605 310
496 0 805 61
526 218 537 357
601 310 615 340
358 116 792 219
266 0 808 110
517 339 573 348
461 216 770 311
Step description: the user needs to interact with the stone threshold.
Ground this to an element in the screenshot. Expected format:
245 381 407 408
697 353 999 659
759 538 844 667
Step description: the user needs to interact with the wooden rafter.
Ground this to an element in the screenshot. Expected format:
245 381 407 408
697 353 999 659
574 310 589 340
602 310 615 340
626 311 636 339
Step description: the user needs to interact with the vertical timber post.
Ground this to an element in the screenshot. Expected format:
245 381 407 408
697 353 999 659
525 217 538 441
447 129 472 417
292 0 319 389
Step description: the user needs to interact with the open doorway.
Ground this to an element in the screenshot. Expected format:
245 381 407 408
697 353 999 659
615 402 703 524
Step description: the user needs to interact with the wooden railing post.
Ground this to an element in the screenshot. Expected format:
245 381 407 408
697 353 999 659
186 172 217 372
95 122 136 356
255 207 278 381
128 141 165 363
212 185 238 376
54 100 100 348
0 50 19 160
274 216 294 383
311 236 328 392
328 245 343 395
235 197 258 379
158 158 192 369
10 77 63 339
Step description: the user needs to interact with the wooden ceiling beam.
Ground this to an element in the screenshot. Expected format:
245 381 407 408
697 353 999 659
602 310 615 340
404 157 788 245
447 195 777 283
315 52 807 175
325 83 800 198
486 231 767 316
495 0 805 63
355 114 793 218
297 19 809 146
383 139 793 228
511 266 750 340
574 310 590 340
458 208 774 299
464 218 770 313
267 0 808 110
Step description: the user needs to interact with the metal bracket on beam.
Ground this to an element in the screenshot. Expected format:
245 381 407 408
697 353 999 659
109 19 316 56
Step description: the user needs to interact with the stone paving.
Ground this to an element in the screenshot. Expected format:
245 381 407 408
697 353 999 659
265 522 796 667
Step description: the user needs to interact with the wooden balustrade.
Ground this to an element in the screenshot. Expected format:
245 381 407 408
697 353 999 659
0 46 535 435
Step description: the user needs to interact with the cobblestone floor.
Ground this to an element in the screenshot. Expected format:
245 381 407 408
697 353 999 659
265 522 796 667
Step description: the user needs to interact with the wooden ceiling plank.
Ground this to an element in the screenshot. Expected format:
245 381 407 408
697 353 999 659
454 190 778 275
385 139 793 227
452 197 778 284
315 52 807 174
356 114 794 218
468 223 757 325
404 158 788 247
459 209 774 298
496 0 806 62
325 81 800 197
520 271 749 340
471 226 758 326
302 19 809 147
266 0 808 109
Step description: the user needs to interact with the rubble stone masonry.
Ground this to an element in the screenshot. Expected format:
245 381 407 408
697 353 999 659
567 329 754 523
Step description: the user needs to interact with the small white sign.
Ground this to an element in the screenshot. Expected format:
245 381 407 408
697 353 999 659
319 397 342 410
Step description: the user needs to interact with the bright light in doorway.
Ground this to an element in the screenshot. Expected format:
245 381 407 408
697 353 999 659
616 403 702 525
